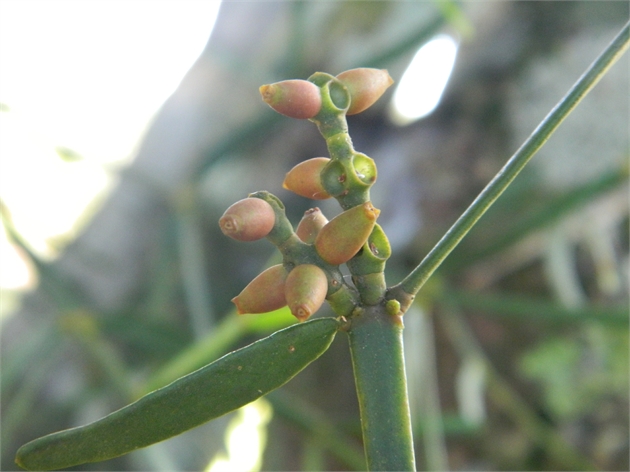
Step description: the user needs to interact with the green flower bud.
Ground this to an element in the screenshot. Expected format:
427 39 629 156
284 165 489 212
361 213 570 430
295 207 329 244
283 157 332 200
314 202 380 265
259 79 322 119
219 198 276 242
231 264 288 315
385 299 401 316
336 68 394 115
285 264 328 322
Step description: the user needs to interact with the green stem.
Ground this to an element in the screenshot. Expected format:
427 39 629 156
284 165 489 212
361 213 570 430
347 306 416 471
390 20 630 307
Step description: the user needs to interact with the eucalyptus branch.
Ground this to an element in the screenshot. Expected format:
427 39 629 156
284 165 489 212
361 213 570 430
14 17 629 468
389 20 630 309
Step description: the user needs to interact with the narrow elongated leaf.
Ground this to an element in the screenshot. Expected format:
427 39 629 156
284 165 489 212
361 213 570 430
16 317 339 470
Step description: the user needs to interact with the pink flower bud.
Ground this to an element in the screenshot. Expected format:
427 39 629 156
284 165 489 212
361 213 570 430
314 202 380 265
295 207 329 244
259 79 322 119
336 68 393 115
219 198 275 242
232 264 288 314
285 264 328 322
283 157 331 200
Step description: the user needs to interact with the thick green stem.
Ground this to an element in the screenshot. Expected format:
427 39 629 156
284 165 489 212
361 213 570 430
347 306 416 471
390 20 630 308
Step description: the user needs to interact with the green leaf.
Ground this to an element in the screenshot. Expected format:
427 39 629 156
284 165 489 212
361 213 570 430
15 317 340 471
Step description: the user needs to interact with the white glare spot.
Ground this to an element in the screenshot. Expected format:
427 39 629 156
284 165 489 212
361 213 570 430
0 0 221 291
390 35 458 125
206 399 273 472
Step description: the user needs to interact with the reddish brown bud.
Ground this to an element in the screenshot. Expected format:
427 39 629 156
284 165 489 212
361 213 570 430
259 79 322 119
296 207 329 244
283 157 331 200
232 264 288 314
314 202 380 265
285 264 328 322
219 198 275 242
336 68 394 115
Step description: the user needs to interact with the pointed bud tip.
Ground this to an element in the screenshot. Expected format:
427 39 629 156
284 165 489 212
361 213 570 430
285 264 328 321
259 84 272 100
231 296 247 315
293 305 312 322
363 201 380 221
231 264 288 314
219 215 239 234
296 207 329 244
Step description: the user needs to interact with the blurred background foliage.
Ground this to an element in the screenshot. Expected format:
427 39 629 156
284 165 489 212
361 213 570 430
1 1 628 470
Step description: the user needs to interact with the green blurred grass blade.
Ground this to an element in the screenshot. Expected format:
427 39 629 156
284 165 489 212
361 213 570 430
445 289 629 327
174 198 215 337
268 390 367 471
16 318 340 471
0 201 87 310
2 348 65 452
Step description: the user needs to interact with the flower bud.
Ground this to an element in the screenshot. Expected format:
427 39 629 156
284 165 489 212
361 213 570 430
285 264 328 322
296 207 329 244
336 68 393 115
259 79 322 119
314 202 380 265
232 264 288 314
386 299 401 316
219 198 276 242
283 157 331 200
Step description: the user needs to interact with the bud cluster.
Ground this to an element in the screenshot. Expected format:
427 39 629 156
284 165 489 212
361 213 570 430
220 68 398 322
